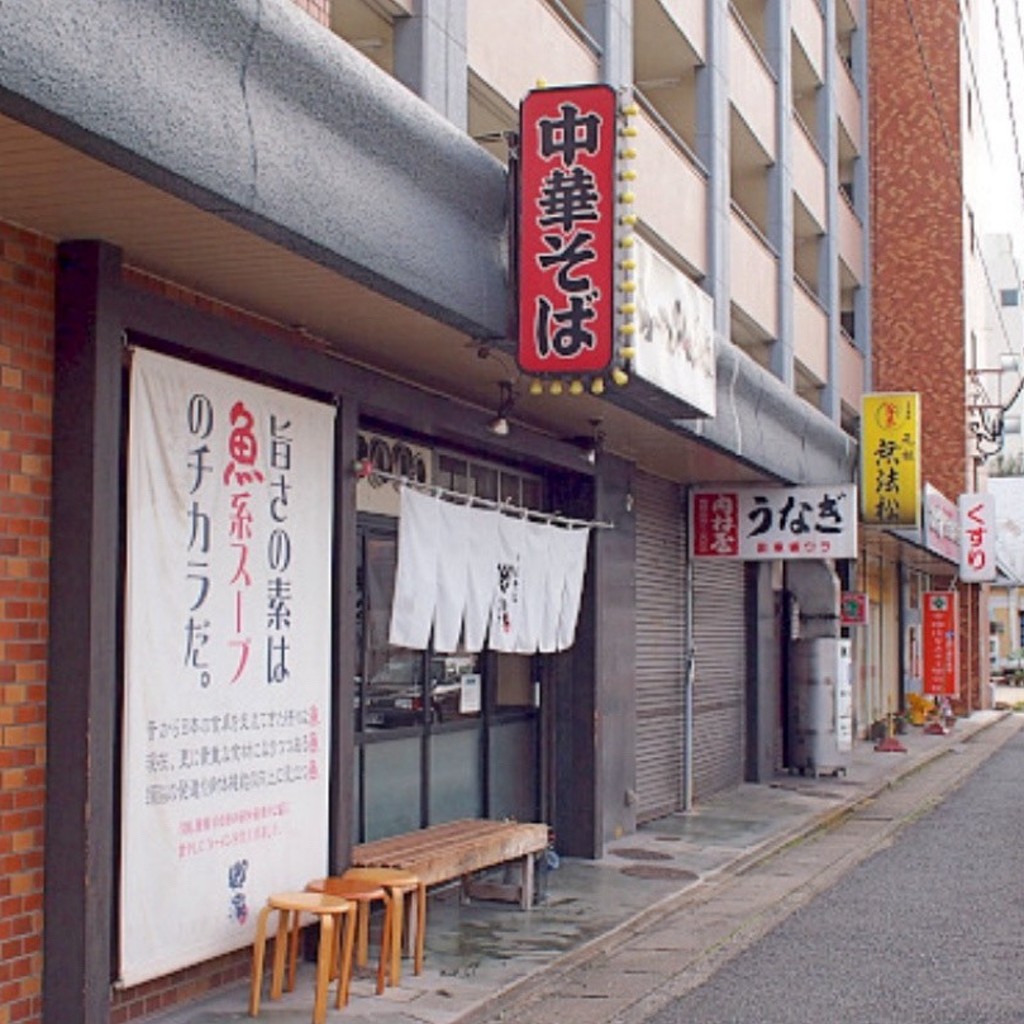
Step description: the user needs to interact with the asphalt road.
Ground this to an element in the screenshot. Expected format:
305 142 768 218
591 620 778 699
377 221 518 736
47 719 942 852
644 721 1024 1024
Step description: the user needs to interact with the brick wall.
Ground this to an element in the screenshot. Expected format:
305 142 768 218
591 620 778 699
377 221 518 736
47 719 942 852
869 0 985 711
109 951 250 1024
869 0 966 501
0 222 54 1024
290 0 330 27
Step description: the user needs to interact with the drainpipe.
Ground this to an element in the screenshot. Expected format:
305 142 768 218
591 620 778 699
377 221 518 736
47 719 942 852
684 533 695 812
897 559 907 712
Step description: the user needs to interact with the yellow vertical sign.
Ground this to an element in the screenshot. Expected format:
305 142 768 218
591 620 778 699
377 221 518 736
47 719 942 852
860 392 921 527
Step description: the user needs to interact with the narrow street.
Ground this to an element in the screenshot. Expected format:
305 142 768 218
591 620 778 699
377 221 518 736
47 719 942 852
640 716 1024 1024
475 714 1024 1024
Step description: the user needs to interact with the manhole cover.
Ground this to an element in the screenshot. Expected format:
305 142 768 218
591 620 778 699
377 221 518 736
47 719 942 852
608 847 673 861
619 865 699 882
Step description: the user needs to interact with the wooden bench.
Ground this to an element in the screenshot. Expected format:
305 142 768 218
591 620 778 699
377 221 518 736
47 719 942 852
351 818 549 910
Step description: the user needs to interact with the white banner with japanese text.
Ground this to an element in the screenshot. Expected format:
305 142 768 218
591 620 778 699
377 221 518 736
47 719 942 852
690 484 857 560
959 492 996 582
120 348 335 985
388 486 591 653
633 235 716 417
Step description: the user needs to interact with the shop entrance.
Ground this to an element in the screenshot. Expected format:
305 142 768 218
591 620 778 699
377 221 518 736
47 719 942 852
353 516 541 842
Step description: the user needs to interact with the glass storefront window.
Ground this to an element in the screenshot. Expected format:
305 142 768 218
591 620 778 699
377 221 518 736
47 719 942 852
436 453 469 493
353 438 545 841
429 729 483 822
494 653 535 710
364 648 426 730
521 476 543 510
431 651 483 722
364 736 422 840
471 463 498 501
499 471 520 505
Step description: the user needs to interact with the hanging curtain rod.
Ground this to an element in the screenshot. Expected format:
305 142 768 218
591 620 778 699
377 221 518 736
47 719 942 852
354 463 614 530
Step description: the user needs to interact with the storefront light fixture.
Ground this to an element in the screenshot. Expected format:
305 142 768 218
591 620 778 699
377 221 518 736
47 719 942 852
582 419 605 465
487 380 516 437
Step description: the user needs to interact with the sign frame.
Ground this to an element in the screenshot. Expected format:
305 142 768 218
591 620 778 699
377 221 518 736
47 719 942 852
689 484 858 561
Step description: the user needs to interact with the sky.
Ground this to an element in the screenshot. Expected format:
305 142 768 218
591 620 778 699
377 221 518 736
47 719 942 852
977 0 1024 248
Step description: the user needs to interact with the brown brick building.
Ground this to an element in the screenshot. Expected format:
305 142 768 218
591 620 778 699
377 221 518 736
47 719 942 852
868 0 987 711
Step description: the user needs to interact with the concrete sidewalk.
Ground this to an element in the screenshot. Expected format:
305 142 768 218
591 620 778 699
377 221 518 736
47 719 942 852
155 709 1015 1024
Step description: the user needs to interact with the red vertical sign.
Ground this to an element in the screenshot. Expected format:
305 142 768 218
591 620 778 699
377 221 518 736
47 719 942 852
922 591 959 696
517 84 616 376
690 491 739 556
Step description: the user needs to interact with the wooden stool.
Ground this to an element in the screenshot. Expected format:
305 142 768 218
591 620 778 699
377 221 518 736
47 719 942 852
305 877 393 995
340 866 426 984
249 891 356 1024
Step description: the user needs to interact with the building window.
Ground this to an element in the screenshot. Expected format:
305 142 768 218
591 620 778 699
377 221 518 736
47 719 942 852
1001 288 1020 307
840 309 855 338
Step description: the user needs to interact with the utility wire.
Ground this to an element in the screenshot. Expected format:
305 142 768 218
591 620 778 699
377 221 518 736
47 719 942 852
992 0 1024 227
959 0 997 175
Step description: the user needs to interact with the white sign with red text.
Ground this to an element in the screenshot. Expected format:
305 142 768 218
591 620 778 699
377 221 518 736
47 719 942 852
690 484 857 560
958 492 996 582
924 483 959 562
121 349 335 985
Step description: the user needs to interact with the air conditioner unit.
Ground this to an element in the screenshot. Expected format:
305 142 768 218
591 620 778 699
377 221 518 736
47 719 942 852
356 432 431 517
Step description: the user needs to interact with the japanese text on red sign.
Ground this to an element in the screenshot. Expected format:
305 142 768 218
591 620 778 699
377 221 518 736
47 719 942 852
518 86 615 375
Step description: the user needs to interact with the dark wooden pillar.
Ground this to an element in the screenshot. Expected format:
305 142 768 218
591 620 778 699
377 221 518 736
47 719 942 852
45 241 125 1024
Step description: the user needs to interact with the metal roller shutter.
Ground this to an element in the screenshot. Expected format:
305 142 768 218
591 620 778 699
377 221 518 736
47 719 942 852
634 471 686 822
691 559 746 798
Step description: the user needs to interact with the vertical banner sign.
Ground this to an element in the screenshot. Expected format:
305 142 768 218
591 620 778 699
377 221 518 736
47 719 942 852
121 349 335 985
860 392 921 527
517 83 616 376
959 492 996 582
922 591 959 696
